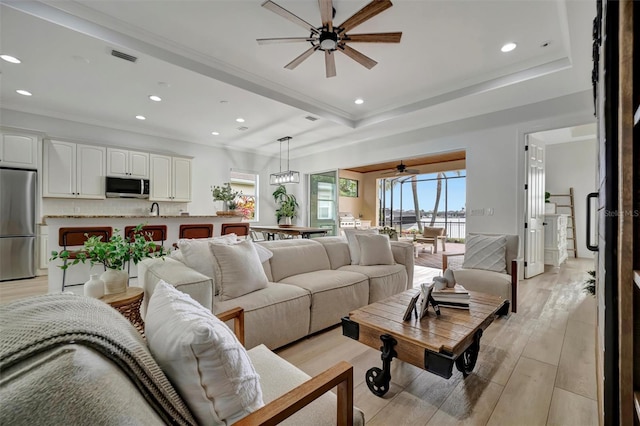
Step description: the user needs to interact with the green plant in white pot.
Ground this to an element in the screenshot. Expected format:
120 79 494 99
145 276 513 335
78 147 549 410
211 183 242 212
272 185 298 225
50 224 165 294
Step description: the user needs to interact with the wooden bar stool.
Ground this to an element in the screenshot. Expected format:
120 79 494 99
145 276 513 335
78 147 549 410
221 223 250 239
124 225 167 275
178 224 213 239
59 226 112 291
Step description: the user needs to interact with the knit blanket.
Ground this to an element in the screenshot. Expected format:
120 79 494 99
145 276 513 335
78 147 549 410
0 293 197 426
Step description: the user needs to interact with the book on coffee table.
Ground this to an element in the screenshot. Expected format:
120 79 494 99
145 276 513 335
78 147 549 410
432 284 470 309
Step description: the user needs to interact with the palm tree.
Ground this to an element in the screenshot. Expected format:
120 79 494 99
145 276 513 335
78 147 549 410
411 175 422 233
430 173 443 226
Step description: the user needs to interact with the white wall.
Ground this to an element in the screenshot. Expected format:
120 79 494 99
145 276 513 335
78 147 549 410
545 138 597 258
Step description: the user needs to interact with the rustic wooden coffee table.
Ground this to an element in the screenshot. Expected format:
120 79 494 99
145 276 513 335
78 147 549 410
342 289 509 396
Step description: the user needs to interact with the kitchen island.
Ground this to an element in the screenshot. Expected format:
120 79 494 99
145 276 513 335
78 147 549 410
44 214 242 293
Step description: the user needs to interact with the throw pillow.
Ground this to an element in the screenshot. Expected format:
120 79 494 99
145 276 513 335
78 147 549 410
462 234 508 273
254 243 274 264
355 233 395 266
145 280 264 425
177 234 238 278
209 240 269 300
343 228 378 265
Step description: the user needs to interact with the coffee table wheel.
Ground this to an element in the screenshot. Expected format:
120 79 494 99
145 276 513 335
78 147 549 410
366 367 389 396
455 329 482 377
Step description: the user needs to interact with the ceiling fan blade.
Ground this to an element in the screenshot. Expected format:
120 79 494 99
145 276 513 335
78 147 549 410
284 46 319 70
262 0 320 34
325 50 336 78
257 37 315 45
343 32 402 43
339 45 377 69
337 0 393 33
406 169 420 174
318 0 333 32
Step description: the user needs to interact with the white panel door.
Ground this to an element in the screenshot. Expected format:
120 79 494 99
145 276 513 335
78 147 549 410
149 154 172 201
77 144 105 199
1 133 37 168
43 140 76 198
172 157 191 202
129 151 149 178
524 135 545 278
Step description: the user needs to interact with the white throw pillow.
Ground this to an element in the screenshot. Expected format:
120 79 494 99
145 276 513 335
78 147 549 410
254 243 274 264
355 233 395 266
462 234 507 273
343 228 379 265
209 240 269 300
145 280 264 425
177 234 238 278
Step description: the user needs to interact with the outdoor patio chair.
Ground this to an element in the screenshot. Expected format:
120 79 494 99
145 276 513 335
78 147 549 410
415 226 446 253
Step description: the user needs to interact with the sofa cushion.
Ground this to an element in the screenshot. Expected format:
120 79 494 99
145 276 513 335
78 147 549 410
281 270 369 333
248 344 365 426
260 239 331 282
343 228 378 265
313 236 352 269
214 282 311 350
452 268 512 304
177 234 238 279
355 233 395 266
145 280 264 425
209 240 269 300
339 264 407 303
462 234 507 273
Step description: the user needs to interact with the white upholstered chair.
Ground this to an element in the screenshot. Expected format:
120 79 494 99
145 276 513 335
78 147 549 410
442 233 519 313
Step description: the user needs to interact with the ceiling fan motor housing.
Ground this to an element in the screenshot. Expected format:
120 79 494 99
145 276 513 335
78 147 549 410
318 30 339 50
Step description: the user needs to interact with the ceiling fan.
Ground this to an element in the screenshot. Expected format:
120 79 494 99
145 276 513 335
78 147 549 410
381 161 420 176
257 0 402 78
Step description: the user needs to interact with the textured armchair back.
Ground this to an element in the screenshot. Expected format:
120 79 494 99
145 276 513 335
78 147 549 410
468 233 519 272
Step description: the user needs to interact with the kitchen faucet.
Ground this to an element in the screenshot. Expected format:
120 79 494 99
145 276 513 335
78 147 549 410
150 202 160 216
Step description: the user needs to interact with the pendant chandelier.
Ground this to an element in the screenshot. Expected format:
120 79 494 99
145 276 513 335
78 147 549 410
269 136 300 185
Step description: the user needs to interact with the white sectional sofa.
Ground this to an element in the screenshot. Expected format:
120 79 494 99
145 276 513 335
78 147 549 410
139 236 414 350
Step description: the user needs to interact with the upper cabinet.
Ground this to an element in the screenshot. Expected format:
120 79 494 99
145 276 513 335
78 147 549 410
106 148 149 178
149 154 191 202
0 131 38 169
43 140 105 199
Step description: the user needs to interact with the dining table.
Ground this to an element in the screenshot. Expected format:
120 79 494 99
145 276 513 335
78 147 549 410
250 225 329 240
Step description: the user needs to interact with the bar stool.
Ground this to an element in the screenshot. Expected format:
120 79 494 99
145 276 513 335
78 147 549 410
59 226 112 292
124 225 167 275
179 224 213 239
221 223 250 239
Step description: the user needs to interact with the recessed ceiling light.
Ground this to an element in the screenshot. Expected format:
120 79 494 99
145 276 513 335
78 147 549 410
16 89 32 96
135 115 146 120
211 131 220 136
501 42 517 53
149 95 162 102
236 118 245 123
354 98 364 105
1 54 21 64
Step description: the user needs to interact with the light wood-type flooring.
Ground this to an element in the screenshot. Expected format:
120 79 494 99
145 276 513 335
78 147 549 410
0 258 598 425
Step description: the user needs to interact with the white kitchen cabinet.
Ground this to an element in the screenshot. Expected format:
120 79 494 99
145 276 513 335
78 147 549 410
0 131 38 169
43 140 105 199
107 148 149 178
38 225 49 271
149 154 191 202
544 214 568 266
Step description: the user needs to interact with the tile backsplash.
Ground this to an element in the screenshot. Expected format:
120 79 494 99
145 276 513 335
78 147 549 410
42 198 189 218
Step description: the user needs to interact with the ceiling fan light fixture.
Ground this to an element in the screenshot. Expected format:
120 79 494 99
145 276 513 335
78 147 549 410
270 136 300 185
319 31 338 50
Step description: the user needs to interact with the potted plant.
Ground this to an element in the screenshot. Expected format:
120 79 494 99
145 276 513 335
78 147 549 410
272 185 298 225
211 183 242 215
50 224 165 294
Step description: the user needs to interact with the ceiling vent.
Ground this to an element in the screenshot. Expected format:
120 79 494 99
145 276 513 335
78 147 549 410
305 116 318 122
111 49 137 63
237 126 249 131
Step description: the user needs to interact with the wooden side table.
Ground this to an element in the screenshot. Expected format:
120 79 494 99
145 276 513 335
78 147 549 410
100 287 145 337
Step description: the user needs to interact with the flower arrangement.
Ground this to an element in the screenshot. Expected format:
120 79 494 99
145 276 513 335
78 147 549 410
211 183 242 203
236 195 256 220
50 224 165 271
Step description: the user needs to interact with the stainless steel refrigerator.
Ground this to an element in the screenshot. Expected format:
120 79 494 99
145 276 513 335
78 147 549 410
0 168 36 281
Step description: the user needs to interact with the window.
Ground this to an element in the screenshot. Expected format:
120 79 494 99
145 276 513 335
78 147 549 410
230 170 258 221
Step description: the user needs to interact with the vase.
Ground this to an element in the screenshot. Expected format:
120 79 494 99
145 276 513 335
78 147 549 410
101 268 129 294
222 201 229 212
83 274 105 298
283 217 292 226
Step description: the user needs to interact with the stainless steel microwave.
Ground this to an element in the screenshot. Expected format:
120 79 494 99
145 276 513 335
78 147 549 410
105 176 150 198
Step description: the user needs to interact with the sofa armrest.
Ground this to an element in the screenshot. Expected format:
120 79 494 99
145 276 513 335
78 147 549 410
442 252 465 271
235 361 354 426
216 307 245 347
138 257 214 318
390 241 414 290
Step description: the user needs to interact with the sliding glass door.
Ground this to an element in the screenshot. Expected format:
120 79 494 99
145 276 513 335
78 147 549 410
309 170 338 236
